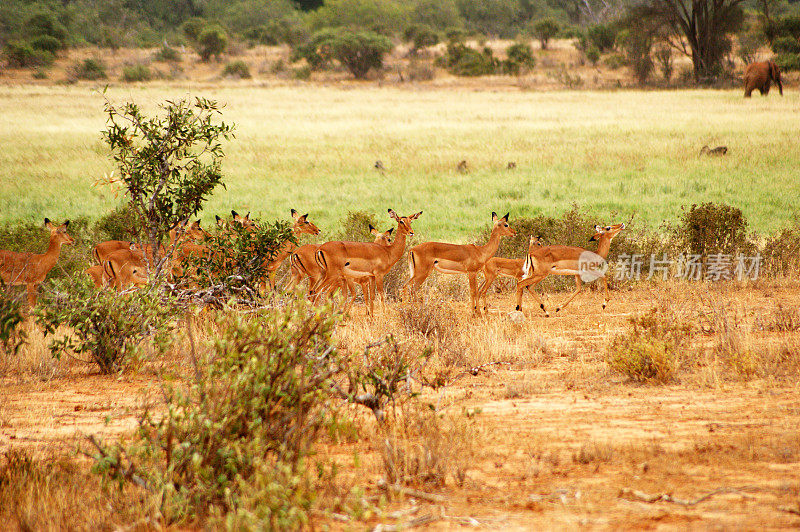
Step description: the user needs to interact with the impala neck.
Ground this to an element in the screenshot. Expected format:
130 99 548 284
386 225 409 262
594 234 614 259
478 226 504 262
41 235 65 270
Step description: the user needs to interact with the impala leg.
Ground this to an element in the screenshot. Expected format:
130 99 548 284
515 275 549 316
268 269 278 290
401 263 432 302
478 269 497 312
467 272 479 316
556 275 583 313
26 283 38 307
375 276 386 311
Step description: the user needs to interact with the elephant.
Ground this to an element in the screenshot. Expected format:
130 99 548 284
744 60 783 97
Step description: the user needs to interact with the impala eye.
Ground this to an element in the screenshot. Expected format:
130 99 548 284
605 226 611 231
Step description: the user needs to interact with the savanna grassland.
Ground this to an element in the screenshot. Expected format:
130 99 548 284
2 80 800 531
1 84 798 239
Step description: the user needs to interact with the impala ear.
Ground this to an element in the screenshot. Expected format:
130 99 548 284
63 220 70 228
231 210 238 217
492 212 498 221
387 227 394 235
388 208 399 221
369 224 377 235
301 213 309 220
193 219 201 227
410 211 422 219
503 212 510 221
44 217 52 227
589 235 597 242
594 224 603 232
291 208 299 219
245 212 250 219
215 215 222 223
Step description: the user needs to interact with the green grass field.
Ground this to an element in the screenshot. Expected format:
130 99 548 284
0 84 797 241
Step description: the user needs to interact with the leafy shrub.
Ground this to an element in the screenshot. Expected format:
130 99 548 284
36 278 177 373
25 13 67 46
0 287 26 355
93 203 141 242
772 35 800 54
737 32 762 65
32 68 48 79
617 28 653 85
604 52 626 69
439 43 497 76
586 45 600 65
3 42 53 68
607 306 691 383
533 18 559 50
185 219 294 300
775 53 800 71
776 14 800 41
762 217 800 275
292 64 312 79
335 211 380 241
674 203 753 260
121 64 152 82
298 29 393 79
153 44 180 62
197 26 228 61
588 23 617 52
404 24 440 53
502 42 535 75
88 300 343 526
181 16 207 41
222 60 251 79
30 35 61 55
70 58 107 80
406 59 436 81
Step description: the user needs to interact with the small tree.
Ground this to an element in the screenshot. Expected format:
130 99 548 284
297 29 392 79
101 97 234 279
197 26 228 61
404 24 440 54
534 18 560 50
653 44 673 82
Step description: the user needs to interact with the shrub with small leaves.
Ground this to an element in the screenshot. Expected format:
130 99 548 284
197 26 228 61
404 24 440 54
607 306 691 383
154 44 180 62
35 278 177 373
533 18 559 50
440 43 497 76
502 42 535 75
674 203 753 260
87 299 344 526
3 41 53 68
121 64 152 82
30 35 61 55
222 60 251 79
71 58 107 80
586 45 600 65
0 286 26 355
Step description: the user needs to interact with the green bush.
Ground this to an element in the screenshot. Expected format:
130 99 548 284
588 23 617 52
181 16 207 41
30 35 61 55
222 60 251 79
25 13 67 46
604 52 626 69
440 43 497 76
36 278 177 374
3 42 54 68
295 29 392 79
292 64 312 79
674 203 753 260
87 300 343 526
335 210 380 242
32 68 48 79
775 53 800 71
772 35 800 54
197 26 228 61
121 64 152 82
93 203 141 242
503 42 535 75
153 44 180 62
763 217 800 275
586 45 600 65
404 24 440 53
607 306 691 383
71 58 107 80
0 287 26 355
533 18 559 50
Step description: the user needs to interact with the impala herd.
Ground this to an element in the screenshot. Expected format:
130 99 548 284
0 208 626 317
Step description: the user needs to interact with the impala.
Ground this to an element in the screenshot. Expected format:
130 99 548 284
262 209 321 291
401 212 514 315
477 235 544 311
0 219 74 306
86 264 110 288
93 219 206 265
103 248 149 291
515 223 626 316
313 210 422 315
289 224 393 299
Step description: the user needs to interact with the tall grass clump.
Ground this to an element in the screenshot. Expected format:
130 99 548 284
673 203 754 259
87 300 344 527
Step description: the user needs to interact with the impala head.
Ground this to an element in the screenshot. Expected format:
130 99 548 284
388 209 422 236
369 224 394 245
528 235 545 252
589 223 626 242
215 214 227 229
291 208 321 236
187 219 209 241
45 218 74 245
231 210 254 228
491 212 515 237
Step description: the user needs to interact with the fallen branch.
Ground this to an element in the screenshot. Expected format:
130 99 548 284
619 487 738 506
778 505 800 516
83 434 149 491
377 479 446 503
371 513 438 532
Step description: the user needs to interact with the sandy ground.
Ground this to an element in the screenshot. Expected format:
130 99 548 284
2 284 800 529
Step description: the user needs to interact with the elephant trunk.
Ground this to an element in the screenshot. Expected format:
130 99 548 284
777 77 783 96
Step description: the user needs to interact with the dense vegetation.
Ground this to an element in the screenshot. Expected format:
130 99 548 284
4 1 800 83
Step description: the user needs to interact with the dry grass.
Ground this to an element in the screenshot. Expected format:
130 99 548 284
3 280 800 528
